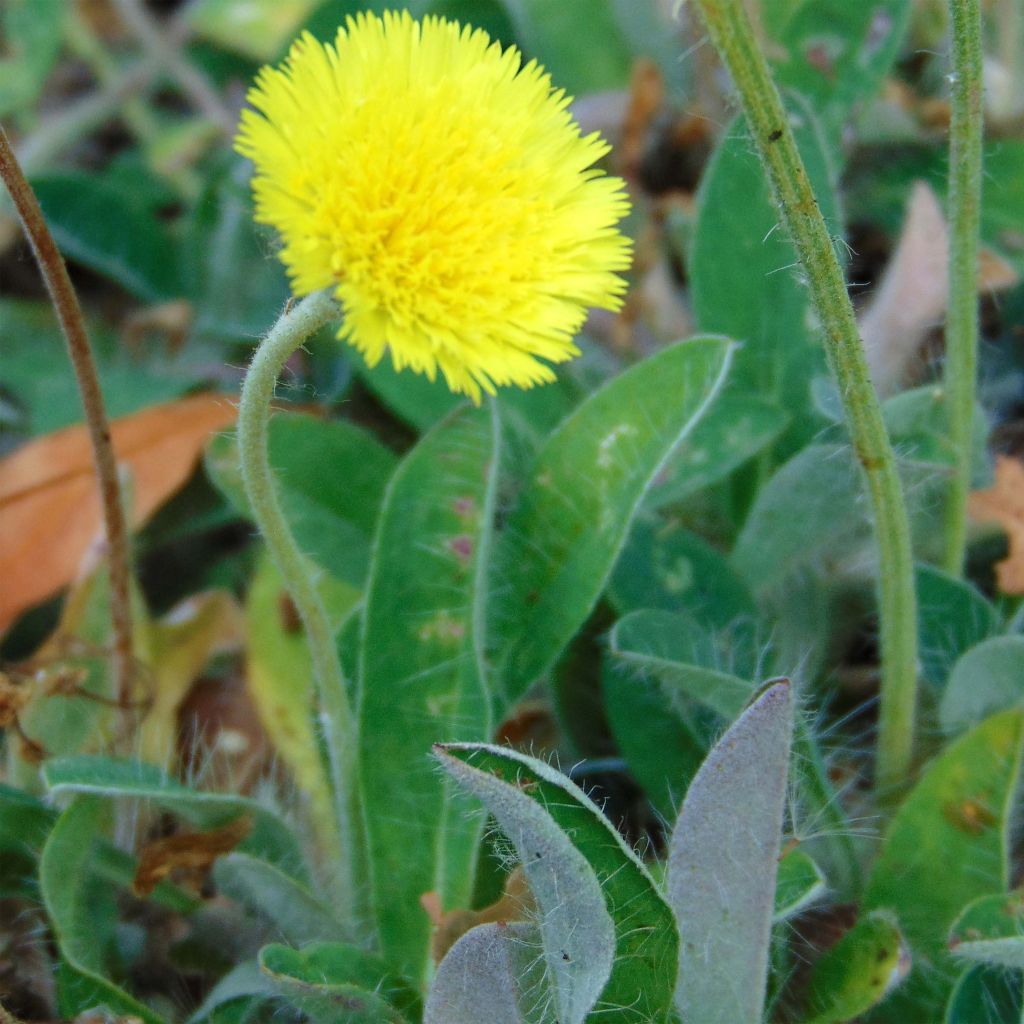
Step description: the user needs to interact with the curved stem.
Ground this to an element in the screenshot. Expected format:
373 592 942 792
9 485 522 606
691 0 919 794
237 290 358 922
0 128 135 706
942 0 984 576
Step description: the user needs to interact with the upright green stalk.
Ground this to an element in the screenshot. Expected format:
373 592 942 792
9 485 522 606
690 0 919 793
237 290 358 923
942 0 984 576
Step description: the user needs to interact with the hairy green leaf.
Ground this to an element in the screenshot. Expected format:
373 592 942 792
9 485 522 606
948 892 1024 969
437 742 678 1023
945 965 1023 1024
863 709 1024 1020
774 847 827 922
426 922 545 1024
359 405 499 982
492 336 734 702
258 942 421 1023
44 755 308 881
941 637 1024 734
668 682 794 1024
40 797 166 1024
805 911 909 1024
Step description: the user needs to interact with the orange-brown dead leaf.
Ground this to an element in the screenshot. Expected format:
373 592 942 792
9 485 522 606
620 58 664 180
0 394 237 632
423 866 536 965
969 455 1024 595
132 815 252 896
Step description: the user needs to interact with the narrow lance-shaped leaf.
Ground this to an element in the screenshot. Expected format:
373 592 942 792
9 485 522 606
257 943 421 1024
668 682 794 1024
804 911 910 1024
948 891 1024 969
772 0 912 141
916 564 998 688
945 964 1023 1024
940 637 1024 734
358 404 499 982
426 922 546 1024
44 755 308 882
690 102 837 457
863 709 1024 1021
438 742 679 1023
608 608 757 720
40 796 167 1024
773 848 827 923
492 336 734 703
213 853 345 946
435 744 616 1024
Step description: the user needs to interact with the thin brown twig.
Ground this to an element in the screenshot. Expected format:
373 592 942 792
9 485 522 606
0 128 135 704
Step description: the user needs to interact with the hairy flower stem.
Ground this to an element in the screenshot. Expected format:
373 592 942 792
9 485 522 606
0 128 135 706
942 0 984 576
690 0 919 794
237 291 358 924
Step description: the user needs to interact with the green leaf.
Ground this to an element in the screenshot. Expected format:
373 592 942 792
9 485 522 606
205 412 397 586
435 746 614 1023
10 569 122 789
980 141 1024 273
804 911 909 1024
44 755 308 882
863 709 1024 1020
187 962 278 1024
213 853 345 945
668 682 794 1024
1 299 198 435
183 156 290 339
948 891 1024 969
258 942 421 1023
945 965 1023 1024
491 335 734 702
645 395 789 509
773 1 912 138
881 386 990 488
353 347 463 432
426 922 545 1024
437 743 679 1023
940 637 1024 733
502 0 634 95
731 444 862 590
690 103 837 455
40 797 166 1024
774 847 827 922
609 518 756 626
186 0 319 62
608 609 757 720
0 0 64 117
426 0 518 44
241 551 356 855
358 405 499 982
916 564 999 689
846 141 1024 274
0 784 56 896
30 172 183 301
601 652 707 821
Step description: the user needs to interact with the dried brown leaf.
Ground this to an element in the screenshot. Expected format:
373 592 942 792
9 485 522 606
132 815 252 896
969 455 1024 595
424 867 536 965
0 394 237 632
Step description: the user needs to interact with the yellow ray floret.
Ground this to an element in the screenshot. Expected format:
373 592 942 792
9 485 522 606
235 11 632 401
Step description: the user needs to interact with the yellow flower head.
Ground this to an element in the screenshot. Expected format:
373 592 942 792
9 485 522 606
235 11 631 401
